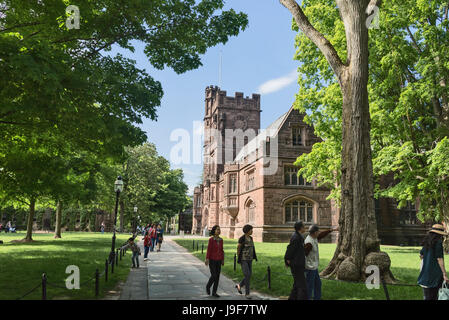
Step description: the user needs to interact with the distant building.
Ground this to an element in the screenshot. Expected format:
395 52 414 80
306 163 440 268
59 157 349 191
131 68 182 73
179 196 193 233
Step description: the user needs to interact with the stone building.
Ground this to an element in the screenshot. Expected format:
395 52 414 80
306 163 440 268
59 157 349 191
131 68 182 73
192 86 428 244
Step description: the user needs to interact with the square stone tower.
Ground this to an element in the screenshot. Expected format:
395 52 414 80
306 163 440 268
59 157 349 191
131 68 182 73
203 85 261 184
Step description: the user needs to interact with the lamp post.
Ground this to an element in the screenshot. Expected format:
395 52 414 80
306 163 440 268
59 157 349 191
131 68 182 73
133 206 138 236
109 176 124 264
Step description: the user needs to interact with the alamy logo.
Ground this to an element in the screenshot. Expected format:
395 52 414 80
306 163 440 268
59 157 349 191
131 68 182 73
366 4 380 29
65 5 80 30
65 265 80 289
365 265 380 289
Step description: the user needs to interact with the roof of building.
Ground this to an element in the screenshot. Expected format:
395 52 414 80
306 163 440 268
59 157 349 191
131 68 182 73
234 106 293 162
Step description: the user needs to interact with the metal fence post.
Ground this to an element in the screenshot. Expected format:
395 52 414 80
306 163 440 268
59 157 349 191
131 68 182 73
381 276 390 300
193 240 195 250
116 249 119 266
202 243 204 254
196 241 199 251
42 273 47 300
95 269 99 298
111 254 115 274
233 254 236 271
267 266 271 290
105 259 108 282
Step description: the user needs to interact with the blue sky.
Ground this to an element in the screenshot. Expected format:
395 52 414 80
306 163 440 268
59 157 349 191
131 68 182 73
111 1 302 194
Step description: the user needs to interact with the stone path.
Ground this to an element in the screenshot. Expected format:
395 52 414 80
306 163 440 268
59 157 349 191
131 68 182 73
119 236 276 300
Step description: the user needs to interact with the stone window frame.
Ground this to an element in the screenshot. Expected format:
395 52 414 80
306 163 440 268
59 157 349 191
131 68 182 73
284 166 312 187
245 198 256 224
246 168 256 191
399 201 418 225
228 173 237 194
282 196 316 224
292 126 303 146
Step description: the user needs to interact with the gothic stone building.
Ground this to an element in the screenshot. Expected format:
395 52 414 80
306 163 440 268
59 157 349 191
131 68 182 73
192 86 428 244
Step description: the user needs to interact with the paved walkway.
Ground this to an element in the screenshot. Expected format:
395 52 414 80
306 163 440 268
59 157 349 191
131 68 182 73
119 236 276 300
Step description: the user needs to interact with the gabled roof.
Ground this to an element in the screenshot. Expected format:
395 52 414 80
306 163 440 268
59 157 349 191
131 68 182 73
234 105 294 162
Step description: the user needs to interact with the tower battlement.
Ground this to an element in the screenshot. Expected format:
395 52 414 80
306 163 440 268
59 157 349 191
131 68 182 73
205 85 260 112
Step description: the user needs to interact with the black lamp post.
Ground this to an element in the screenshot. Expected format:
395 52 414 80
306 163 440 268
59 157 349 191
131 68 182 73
109 176 124 264
133 206 138 235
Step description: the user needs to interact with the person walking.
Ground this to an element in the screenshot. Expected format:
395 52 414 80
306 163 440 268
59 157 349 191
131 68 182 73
304 224 338 300
418 224 448 300
156 224 164 252
121 237 141 268
100 222 105 234
235 224 258 299
149 224 157 252
284 221 308 300
205 225 224 298
143 230 151 261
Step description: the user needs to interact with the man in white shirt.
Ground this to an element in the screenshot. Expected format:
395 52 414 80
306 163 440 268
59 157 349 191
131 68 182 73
304 224 338 300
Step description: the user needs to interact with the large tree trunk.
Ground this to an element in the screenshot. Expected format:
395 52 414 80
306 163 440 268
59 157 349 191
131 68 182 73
24 198 36 242
54 200 62 238
280 0 394 283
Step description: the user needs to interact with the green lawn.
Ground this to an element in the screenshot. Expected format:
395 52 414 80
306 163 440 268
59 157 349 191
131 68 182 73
174 238 426 300
0 231 135 300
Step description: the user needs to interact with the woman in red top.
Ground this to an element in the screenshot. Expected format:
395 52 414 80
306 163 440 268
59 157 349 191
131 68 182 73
205 225 224 297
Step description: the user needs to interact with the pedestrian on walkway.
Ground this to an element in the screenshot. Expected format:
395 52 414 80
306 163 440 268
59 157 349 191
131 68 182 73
149 223 157 252
418 224 449 300
121 237 141 268
235 224 257 299
143 230 151 261
205 225 224 298
156 224 164 252
304 224 338 300
284 221 308 300
100 222 105 234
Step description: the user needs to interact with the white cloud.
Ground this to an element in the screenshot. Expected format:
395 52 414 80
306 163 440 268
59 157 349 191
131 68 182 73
258 69 298 95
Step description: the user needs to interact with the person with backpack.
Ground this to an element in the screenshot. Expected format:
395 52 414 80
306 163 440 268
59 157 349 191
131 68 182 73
304 224 338 300
284 221 308 300
205 225 224 297
418 224 448 300
235 224 258 299
121 237 141 268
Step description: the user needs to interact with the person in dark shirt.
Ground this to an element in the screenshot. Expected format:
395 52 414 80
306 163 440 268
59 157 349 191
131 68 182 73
205 225 224 297
284 221 308 300
418 224 448 300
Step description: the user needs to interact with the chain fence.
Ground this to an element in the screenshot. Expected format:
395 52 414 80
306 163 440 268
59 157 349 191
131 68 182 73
14 242 129 300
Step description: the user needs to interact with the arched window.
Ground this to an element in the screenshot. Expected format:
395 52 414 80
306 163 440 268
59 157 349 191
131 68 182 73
246 200 256 223
284 198 314 223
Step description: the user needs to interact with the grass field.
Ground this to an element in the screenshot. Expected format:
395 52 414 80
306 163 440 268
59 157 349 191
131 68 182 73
0 231 135 300
174 238 427 300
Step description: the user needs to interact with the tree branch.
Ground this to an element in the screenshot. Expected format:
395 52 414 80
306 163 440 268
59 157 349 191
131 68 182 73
279 0 346 81
0 21 44 33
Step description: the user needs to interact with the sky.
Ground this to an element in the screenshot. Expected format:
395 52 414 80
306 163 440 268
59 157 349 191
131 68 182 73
110 0 302 195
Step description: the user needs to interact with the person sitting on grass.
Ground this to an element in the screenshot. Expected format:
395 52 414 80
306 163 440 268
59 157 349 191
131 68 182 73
121 237 141 268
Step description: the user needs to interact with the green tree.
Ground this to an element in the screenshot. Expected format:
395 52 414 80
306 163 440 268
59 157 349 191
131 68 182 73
280 0 392 282
0 0 248 241
289 0 449 276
